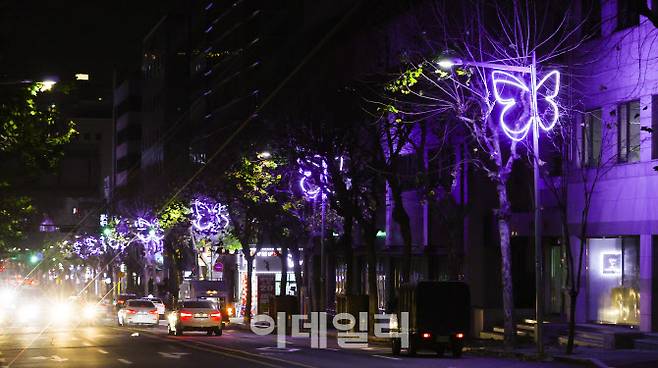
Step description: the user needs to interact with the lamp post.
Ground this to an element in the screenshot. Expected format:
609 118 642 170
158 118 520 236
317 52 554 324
439 51 561 355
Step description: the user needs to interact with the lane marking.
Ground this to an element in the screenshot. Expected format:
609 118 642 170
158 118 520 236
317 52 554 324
113 327 298 368
118 358 133 364
158 352 190 359
97 349 109 354
372 354 401 361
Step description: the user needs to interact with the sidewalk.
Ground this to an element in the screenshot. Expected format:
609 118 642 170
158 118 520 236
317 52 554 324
469 342 658 368
228 318 658 367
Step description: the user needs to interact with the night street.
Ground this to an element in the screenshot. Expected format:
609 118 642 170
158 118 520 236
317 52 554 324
2 1 658 368
0 321 576 368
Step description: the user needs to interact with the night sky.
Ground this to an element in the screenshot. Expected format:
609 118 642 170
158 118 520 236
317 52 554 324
0 0 174 86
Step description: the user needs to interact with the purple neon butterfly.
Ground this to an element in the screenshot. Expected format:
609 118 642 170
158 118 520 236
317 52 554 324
191 199 229 233
297 155 329 200
133 217 164 254
492 70 560 141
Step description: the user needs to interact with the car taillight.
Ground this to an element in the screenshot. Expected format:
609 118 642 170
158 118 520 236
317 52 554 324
179 310 193 320
126 309 137 314
148 309 158 315
422 332 432 339
455 333 464 339
210 311 221 320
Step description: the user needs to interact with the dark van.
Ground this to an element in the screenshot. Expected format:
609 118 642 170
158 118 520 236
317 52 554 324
391 281 470 357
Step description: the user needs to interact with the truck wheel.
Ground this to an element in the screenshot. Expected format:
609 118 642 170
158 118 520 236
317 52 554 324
214 327 222 336
436 344 445 357
207 329 213 336
391 338 401 356
451 345 463 358
408 339 417 356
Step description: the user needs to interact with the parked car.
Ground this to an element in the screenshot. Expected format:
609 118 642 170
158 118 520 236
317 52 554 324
167 299 222 336
114 293 138 311
141 296 166 319
117 299 158 327
390 281 470 357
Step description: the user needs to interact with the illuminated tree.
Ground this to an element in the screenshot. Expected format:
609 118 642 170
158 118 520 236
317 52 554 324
0 82 76 252
222 154 283 321
379 0 583 347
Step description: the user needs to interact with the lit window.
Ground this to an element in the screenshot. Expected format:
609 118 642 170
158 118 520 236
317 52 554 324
583 109 602 167
618 100 640 163
75 73 89 81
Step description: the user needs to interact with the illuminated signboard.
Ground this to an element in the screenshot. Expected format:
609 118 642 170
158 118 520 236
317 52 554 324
601 252 622 276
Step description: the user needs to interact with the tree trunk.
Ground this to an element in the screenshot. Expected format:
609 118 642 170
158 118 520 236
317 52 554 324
391 185 413 283
245 254 254 323
279 246 288 296
567 289 578 353
364 224 379 335
290 245 304 313
496 183 516 349
343 215 355 295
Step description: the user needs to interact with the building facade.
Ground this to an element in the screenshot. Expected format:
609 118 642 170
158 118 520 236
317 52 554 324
565 0 658 332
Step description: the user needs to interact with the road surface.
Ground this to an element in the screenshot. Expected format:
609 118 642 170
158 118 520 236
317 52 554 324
0 321 580 368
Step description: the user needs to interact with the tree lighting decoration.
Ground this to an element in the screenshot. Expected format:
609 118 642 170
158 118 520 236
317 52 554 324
191 199 230 233
297 155 330 200
492 69 560 141
72 236 104 259
133 217 164 254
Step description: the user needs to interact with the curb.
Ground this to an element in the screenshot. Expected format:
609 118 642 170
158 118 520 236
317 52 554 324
467 347 610 368
554 355 610 368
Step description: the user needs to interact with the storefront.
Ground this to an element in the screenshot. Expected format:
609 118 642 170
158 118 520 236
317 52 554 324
587 237 640 326
236 248 299 317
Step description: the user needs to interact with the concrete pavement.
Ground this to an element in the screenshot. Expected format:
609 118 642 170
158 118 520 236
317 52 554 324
0 320 579 367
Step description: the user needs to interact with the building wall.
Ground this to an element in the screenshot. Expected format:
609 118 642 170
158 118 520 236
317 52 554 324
566 0 658 331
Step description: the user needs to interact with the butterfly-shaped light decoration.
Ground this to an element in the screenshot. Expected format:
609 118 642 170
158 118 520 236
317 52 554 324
191 199 230 233
492 69 560 141
298 155 330 200
134 217 164 254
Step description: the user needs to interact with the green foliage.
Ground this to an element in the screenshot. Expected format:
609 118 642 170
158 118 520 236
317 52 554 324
220 232 242 252
159 201 192 230
0 83 76 251
385 66 423 94
227 157 282 204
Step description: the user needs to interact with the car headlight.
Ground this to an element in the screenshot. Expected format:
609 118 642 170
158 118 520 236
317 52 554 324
0 289 16 304
20 304 41 323
51 302 72 323
83 304 98 320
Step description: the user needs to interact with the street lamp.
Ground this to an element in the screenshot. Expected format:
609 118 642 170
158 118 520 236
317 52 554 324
438 51 560 355
38 80 57 92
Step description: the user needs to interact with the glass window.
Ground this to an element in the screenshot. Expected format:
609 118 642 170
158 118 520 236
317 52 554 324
181 300 214 309
583 109 602 166
618 101 641 163
127 300 155 308
652 95 658 159
617 0 639 30
587 237 640 326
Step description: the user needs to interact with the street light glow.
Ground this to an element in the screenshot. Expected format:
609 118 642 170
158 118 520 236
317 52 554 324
38 80 56 92
436 57 462 70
